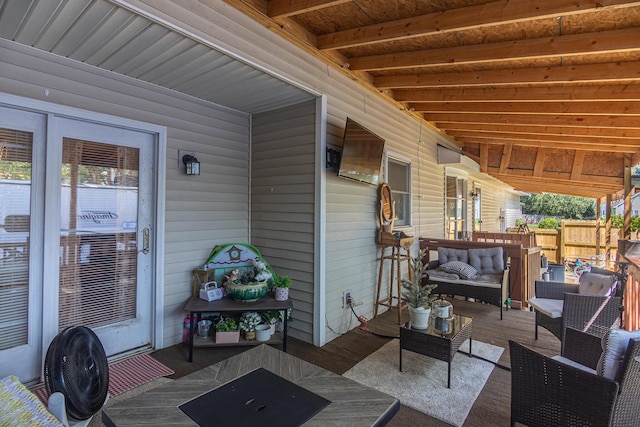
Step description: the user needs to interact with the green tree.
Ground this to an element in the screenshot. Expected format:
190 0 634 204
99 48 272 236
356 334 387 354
538 217 559 229
520 193 596 219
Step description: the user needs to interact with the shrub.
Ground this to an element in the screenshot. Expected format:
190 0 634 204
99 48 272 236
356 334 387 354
538 217 559 229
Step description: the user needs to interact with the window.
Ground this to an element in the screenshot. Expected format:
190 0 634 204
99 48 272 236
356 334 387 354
385 153 411 227
472 186 482 231
445 173 468 240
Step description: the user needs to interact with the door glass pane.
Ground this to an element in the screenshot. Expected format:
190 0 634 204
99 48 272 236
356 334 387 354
59 138 139 330
0 128 31 350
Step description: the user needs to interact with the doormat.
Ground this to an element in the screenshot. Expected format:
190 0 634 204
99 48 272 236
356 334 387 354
343 339 503 427
34 353 174 405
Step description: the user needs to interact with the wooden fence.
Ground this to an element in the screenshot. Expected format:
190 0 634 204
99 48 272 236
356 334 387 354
510 220 620 266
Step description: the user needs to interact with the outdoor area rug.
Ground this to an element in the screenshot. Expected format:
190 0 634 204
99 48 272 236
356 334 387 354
343 339 503 427
35 353 174 405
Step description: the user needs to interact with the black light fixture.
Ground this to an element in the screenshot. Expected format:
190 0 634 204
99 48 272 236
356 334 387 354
183 154 200 176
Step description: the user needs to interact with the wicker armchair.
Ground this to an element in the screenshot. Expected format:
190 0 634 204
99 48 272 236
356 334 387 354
528 270 622 354
510 329 640 427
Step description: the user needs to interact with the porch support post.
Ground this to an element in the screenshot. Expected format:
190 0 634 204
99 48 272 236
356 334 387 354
624 155 632 240
595 197 601 259
606 194 612 268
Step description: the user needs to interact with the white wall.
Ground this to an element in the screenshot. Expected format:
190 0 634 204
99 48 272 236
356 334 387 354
251 101 318 342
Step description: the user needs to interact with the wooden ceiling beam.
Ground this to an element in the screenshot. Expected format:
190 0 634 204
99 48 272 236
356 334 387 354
423 112 640 129
315 0 640 49
492 174 619 197
571 151 586 181
489 168 623 186
456 136 637 153
448 130 640 148
395 85 640 103
349 28 640 71
458 150 617 197
410 101 640 115
376 62 640 89
499 143 513 174
480 144 489 173
268 0 350 18
533 148 547 177
436 122 640 139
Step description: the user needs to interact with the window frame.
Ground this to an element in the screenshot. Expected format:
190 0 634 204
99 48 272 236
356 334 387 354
444 168 468 240
383 151 412 228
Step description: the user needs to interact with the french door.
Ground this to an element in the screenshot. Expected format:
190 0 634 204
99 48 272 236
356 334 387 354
0 107 156 383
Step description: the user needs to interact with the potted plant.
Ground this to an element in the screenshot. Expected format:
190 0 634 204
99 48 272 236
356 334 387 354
401 250 437 329
272 274 291 301
214 317 240 343
239 311 261 340
261 311 280 335
224 265 269 303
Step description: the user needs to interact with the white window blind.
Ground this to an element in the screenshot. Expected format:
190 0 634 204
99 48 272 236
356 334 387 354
0 127 32 351
58 138 139 330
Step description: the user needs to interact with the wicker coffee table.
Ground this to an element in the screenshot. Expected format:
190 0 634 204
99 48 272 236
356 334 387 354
399 314 473 388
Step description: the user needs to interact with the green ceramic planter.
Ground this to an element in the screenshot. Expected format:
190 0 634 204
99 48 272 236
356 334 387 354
225 281 268 303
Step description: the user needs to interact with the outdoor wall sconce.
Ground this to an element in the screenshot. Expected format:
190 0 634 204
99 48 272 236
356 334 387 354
182 154 200 176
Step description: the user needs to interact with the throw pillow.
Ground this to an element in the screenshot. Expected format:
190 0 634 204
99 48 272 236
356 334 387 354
439 261 478 279
578 272 617 296
596 328 640 381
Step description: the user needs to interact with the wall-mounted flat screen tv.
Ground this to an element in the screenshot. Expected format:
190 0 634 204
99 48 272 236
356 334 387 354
337 118 385 186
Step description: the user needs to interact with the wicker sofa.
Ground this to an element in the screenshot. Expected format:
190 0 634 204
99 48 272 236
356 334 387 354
423 246 509 319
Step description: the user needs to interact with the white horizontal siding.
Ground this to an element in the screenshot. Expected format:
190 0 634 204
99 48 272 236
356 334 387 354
251 101 317 343
0 38 252 347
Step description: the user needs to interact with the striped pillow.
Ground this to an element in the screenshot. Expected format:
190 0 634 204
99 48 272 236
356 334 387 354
440 261 478 279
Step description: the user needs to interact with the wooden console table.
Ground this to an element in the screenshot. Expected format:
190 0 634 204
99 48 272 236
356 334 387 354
184 294 293 362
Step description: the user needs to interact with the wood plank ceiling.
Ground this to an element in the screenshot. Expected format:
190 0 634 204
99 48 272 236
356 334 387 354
224 0 640 198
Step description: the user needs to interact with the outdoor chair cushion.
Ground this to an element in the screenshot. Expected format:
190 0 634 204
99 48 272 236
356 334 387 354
579 272 617 297
527 297 564 319
551 355 597 375
439 261 478 279
597 328 640 381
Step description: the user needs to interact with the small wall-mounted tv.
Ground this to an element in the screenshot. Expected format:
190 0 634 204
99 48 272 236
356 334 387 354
337 118 385 186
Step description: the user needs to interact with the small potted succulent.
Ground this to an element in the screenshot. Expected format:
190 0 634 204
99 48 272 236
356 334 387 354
214 317 240 343
261 311 280 335
272 274 291 301
239 311 261 341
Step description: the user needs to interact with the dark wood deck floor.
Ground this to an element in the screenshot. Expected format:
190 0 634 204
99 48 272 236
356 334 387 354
152 298 561 427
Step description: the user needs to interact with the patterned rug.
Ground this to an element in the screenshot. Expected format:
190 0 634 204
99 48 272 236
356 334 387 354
343 339 503 427
35 353 174 405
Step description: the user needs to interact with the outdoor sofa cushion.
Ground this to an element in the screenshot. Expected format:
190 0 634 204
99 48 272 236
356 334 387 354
436 247 469 265
597 328 640 381
468 247 505 275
